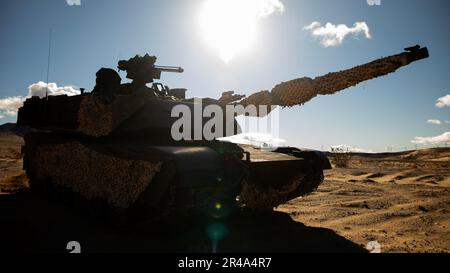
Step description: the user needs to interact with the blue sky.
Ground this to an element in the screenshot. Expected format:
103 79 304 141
0 0 449 152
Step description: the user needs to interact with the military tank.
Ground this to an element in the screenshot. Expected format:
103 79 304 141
17 46 429 222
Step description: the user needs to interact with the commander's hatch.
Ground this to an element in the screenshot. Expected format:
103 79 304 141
151 82 169 96
152 83 187 99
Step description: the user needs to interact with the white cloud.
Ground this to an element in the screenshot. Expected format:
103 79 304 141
218 133 286 148
304 21 371 47
0 82 80 119
427 119 442 125
446 121 450 124
255 0 285 18
436 94 450 108
411 132 450 145
331 144 374 153
27 81 80 98
0 96 26 118
66 0 81 6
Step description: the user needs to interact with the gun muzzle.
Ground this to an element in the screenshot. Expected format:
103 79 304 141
404 45 429 64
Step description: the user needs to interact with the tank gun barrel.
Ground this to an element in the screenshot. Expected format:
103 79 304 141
310 45 429 97
230 45 429 116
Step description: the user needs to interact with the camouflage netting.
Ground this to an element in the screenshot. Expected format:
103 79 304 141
77 95 115 137
218 91 246 105
237 90 272 108
77 93 148 137
312 54 407 96
31 141 162 208
271 77 316 107
236 53 408 115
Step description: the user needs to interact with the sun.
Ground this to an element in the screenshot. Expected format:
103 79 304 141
199 0 262 63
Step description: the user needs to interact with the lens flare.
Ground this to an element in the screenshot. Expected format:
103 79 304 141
199 0 284 63
206 223 228 252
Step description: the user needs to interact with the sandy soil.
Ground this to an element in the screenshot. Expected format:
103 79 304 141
278 152 450 253
0 134 27 195
0 132 449 252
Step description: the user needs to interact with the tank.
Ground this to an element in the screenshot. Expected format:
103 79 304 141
17 46 429 222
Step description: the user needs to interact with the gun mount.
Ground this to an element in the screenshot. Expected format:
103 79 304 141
117 54 183 86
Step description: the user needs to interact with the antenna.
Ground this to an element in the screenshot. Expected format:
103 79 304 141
117 49 121 72
46 28 52 99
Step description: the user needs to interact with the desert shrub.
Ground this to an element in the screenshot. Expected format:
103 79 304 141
330 147 353 168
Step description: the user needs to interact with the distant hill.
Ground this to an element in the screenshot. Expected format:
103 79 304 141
0 123 34 137
326 148 450 162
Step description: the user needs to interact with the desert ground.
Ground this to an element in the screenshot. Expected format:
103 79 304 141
279 150 450 252
0 131 449 253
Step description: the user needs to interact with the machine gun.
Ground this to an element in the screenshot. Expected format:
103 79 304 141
117 54 183 88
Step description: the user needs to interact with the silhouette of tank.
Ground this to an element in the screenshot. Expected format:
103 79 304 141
17 46 429 222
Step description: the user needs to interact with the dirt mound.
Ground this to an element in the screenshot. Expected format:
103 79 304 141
416 175 446 183
401 148 450 162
